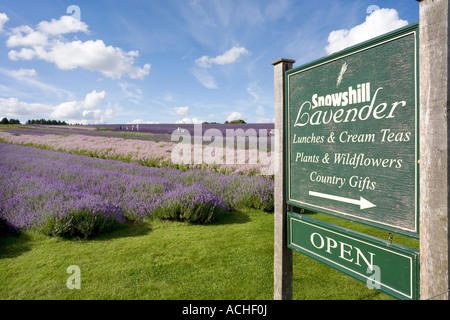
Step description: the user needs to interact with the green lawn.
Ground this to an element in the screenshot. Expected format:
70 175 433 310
0 209 408 300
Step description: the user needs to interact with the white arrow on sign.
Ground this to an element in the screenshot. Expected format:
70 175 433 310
309 191 376 210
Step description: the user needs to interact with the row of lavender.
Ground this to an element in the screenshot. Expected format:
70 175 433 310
0 126 273 176
92 123 274 135
16 123 274 141
0 143 273 238
3 125 173 143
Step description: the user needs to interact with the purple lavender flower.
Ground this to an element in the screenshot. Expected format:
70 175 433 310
0 142 274 237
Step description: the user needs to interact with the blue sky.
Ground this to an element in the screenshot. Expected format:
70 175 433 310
0 0 419 125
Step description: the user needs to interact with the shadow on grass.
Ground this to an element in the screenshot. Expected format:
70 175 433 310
0 209 255 249
0 232 32 259
210 209 252 226
150 209 253 228
92 220 153 241
44 220 153 242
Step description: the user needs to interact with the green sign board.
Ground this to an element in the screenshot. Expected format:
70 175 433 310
287 212 420 300
286 23 419 238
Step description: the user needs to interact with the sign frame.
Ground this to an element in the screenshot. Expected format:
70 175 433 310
285 22 420 239
287 212 420 300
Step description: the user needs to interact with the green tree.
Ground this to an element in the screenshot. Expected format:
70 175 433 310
9 118 20 124
227 119 246 124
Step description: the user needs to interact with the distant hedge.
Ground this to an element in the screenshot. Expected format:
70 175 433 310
224 119 246 124
26 119 68 125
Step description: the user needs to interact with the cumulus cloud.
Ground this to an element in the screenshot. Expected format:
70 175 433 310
6 25 48 48
37 15 88 35
84 90 106 109
196 46 250 68
192 46 250 88
226 111 245 122
50 90 106 119
4 14 150 80
0 97 53 118
176 117 203 124
325 8 408 55
0 13 9 32
0 89 116 124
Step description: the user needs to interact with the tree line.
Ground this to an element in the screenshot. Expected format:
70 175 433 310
0 117 21 124
203 119 246 124
26 119 68 125
0 117 69 125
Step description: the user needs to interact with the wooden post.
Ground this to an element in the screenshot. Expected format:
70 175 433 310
419 0 450 300
273 58 295 300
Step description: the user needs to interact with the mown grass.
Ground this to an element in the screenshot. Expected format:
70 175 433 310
0 209 403 300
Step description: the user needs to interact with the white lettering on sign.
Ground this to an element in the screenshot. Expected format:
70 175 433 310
312 82 371 108
310 232 375 269
294 84 406 127
309 171 346 189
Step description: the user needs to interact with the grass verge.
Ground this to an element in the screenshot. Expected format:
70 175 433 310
0 209 400 300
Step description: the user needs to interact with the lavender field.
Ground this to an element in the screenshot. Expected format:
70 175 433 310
0 123 275 175
0 142 273 238
96 123 274 135
2 123 274 142
0 127 398 301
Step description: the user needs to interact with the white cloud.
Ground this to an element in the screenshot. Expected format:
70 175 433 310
0 13 9 32
50 90 106 119
8 48 36 60
173 106 190 116
226 111 245 122
176 117 203 124
191 68 218 89
50 100 82 119
37 15 88 35
132 120 159 124
84 90 106 109
8 68 37 78
0 93 114 124
196 46 250 68
5 15 150 80
0 97 53 118
192 46 251 88
7 25 48 48
82 108 114 123
325 8 408 55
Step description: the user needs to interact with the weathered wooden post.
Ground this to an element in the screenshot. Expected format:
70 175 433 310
419 0 450 300
272 58 295 300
